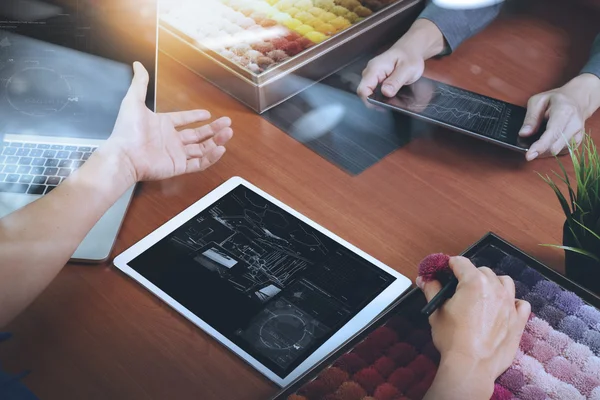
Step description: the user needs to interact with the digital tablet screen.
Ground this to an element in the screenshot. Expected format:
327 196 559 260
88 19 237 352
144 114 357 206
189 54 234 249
368 77 541 151
126 183 397 379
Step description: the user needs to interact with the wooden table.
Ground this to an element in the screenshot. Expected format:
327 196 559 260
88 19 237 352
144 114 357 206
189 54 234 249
2 1 600 399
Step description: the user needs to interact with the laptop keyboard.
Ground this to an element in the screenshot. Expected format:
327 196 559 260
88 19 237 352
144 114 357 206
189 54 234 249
0 141 97 195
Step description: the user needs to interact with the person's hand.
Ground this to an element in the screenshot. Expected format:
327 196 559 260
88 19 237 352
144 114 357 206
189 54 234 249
101 62 233 183
356 19 446 103
519 73 600 161
418 256 531 400
357 46 425 101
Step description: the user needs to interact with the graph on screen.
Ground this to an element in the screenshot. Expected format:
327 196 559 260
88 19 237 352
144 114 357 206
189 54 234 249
412 82 511 139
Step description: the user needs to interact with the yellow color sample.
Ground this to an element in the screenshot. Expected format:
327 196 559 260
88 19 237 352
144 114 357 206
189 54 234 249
314 0 335 10
330 16 350 30
307 7 324 16
272 12 292 23
283 18 303 29
331 5 348 17
305 31 328 43
345 11 359 23
295 0 314 10
275 0 294 10
295 24 315 35
295 11 314 23
314 22 335 34
286 7 300 16
320 11 336 21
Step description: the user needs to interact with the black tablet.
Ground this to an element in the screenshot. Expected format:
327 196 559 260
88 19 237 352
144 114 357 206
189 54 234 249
367 77 543 152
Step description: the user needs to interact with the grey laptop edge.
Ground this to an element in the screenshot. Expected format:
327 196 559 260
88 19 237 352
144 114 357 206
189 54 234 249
0 0 158 262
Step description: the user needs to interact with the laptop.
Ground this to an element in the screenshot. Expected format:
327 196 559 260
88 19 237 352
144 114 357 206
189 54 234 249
0 0 158 262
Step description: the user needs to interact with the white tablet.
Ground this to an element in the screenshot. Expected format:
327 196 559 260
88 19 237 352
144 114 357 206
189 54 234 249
113 177 411 387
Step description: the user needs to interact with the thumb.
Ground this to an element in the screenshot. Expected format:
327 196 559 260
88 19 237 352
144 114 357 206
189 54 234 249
417 276 443 302
515 299 531 329
520 94 549 137
125 61 149 103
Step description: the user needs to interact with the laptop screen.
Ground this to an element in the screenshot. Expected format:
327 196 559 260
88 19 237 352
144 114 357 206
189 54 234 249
0 0 157 140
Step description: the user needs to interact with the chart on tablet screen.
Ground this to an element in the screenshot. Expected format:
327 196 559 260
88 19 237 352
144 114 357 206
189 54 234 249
405 80 510 139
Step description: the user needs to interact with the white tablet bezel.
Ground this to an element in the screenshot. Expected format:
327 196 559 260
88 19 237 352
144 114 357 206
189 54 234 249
113 176 412 387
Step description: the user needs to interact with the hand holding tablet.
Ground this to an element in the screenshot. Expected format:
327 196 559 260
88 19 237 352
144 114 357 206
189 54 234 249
367 77 544 153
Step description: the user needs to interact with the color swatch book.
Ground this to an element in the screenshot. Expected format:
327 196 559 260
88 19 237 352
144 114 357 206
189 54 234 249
275 233 600 400
160 0 400 74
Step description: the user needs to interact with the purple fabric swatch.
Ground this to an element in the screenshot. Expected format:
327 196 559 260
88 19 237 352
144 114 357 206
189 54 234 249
518 385 546 400
572 373 600 397
559 316 587 341
515 281 529 300
527 317 551 340
517 354 544 381
533 280 562 301
545 356 578 384
498 368 526 393
590 386 600 400
538 305 566 328
582 329 600 355
547 331 572 353
529 366 560 394
564 342 594 368
520 331 536 353
553 380 585 400
578 305 600 327
530 340 557 363
584 356 600 380
523 293 547 314
519 268 545 288
555 291 585 314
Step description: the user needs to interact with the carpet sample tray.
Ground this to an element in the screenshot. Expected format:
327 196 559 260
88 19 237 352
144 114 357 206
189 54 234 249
273 232 600 400
158 0 422 113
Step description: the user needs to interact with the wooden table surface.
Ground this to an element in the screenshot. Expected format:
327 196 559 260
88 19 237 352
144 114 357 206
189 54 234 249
2 1 600 399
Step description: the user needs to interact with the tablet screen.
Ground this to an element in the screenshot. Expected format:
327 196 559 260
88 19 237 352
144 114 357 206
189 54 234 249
126 183 397 379
368 77 541 151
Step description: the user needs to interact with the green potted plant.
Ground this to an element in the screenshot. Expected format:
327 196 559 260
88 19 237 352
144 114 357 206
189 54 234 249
540 133 600 293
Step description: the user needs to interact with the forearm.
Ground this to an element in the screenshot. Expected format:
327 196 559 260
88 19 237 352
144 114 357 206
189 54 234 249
417 1 502 55
563 73 600 119
424 354 495 400
390 18 446 60
0 146 134 327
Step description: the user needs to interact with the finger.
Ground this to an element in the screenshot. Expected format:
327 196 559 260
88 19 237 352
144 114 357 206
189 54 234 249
125 62 149 103
514 299 531 333
381 65 414 98
478 266 497 281
417 277 443 303
356 78 376 101
529 107 572 159
168 109 212 127
179 117 232 145
573 130 585 147
498 275 516 299
186 146 226 173
550 119 582 156
184 143 204 159
520 94 549 138
357 63 381 100
448 256 478 281
184 128 233 158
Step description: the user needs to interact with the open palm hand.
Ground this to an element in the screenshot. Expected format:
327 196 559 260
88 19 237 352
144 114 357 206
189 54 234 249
104 62 233 182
